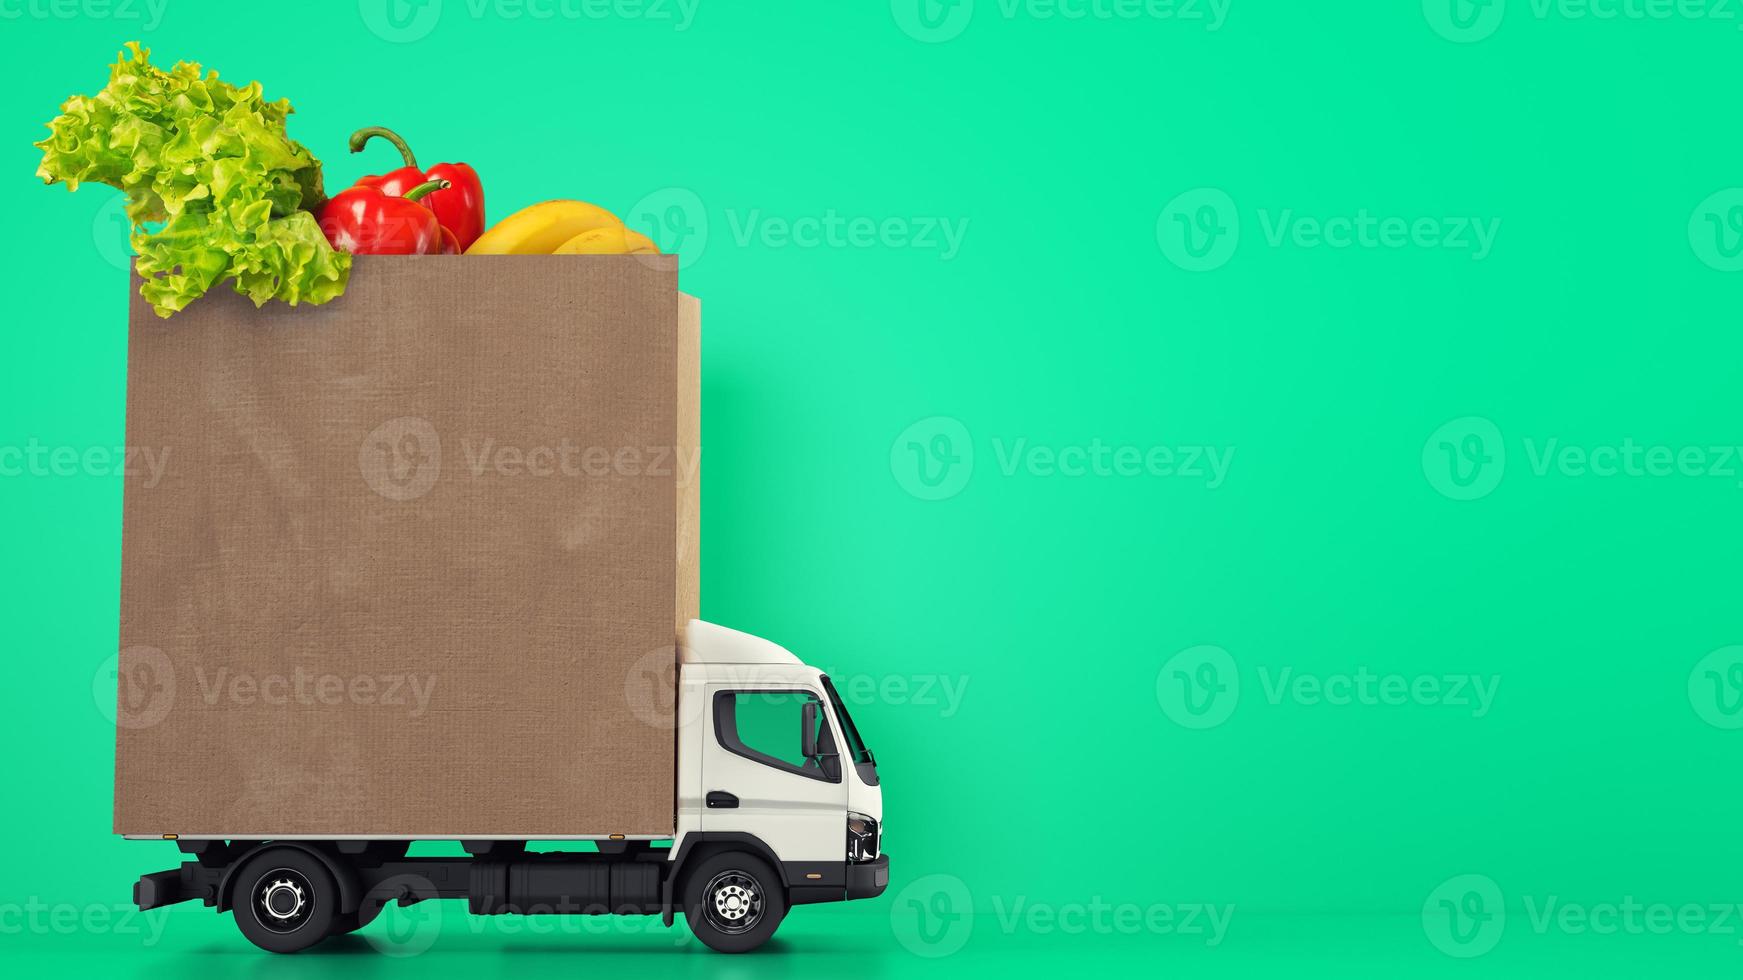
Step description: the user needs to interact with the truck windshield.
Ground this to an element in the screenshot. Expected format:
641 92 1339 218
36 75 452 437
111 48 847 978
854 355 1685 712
820 676 873 765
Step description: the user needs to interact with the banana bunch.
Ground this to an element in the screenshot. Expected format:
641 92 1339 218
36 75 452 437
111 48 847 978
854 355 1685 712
464 200 661 255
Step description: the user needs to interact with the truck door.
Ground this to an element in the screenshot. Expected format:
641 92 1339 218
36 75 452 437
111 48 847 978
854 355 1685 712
701 686 847 865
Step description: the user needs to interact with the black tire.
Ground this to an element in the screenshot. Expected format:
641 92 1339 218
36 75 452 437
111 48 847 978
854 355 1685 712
328 911 362 936
230 848 339 953
682 851 786 953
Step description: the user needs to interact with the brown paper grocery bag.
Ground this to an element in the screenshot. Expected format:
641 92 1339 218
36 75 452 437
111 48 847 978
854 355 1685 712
114 256 698 838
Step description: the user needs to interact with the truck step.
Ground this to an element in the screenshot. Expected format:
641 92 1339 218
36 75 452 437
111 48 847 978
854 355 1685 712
134 869 185 911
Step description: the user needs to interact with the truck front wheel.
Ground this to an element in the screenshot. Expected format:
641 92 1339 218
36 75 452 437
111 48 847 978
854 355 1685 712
230 848 339 953
682 851 787 953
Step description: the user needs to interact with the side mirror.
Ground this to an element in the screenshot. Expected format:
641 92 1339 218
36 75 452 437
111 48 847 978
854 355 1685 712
801 701 819 759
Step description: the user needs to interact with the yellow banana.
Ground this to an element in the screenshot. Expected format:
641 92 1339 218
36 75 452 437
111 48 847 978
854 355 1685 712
465 200 626 255
552 226 662 255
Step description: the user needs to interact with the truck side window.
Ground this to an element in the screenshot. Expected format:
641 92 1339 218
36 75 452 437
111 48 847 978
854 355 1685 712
714 690 840 782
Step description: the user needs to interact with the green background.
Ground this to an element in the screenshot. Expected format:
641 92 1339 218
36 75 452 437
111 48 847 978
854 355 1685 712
3 0 1741 975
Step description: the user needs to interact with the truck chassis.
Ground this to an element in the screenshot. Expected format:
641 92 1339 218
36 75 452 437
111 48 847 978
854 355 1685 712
137 836 888 954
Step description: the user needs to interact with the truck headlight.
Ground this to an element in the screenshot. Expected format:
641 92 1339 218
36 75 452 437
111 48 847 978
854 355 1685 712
847 812 880 863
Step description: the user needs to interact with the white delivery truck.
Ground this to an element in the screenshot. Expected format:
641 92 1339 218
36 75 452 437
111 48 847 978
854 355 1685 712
113 260 880 955
132 619 887 954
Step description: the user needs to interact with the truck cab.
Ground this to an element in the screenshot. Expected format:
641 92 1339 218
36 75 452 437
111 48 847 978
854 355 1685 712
673 621 887 946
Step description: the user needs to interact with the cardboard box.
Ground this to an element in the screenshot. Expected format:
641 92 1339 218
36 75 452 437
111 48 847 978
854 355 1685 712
114 256 699 838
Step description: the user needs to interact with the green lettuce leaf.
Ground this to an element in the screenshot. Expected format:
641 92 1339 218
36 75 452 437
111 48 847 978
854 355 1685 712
35 42 350 318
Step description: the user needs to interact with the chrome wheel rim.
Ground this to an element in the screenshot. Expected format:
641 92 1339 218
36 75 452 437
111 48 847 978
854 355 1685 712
256 868 315 934
704 870 764 934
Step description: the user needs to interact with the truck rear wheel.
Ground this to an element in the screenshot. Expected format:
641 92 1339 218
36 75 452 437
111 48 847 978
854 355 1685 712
230 848 339 953
682 851 786 953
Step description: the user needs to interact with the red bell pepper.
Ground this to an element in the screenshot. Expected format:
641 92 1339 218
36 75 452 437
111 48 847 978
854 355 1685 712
317 179 451 255
349 126 486 251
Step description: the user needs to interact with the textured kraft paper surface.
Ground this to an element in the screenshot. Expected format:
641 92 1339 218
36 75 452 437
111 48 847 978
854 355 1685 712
115 256 697 838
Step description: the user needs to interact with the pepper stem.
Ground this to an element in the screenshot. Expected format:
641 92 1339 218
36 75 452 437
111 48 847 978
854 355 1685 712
402 179 450 203
348 126 419 170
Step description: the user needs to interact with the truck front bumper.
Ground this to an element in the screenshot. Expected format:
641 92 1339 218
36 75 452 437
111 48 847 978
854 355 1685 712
846 854 889 900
